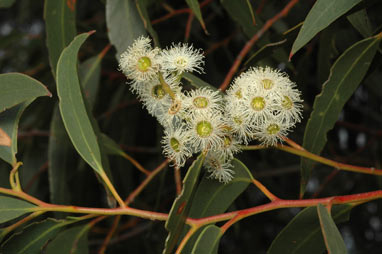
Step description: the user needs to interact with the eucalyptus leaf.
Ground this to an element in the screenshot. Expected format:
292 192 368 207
45 224 89 254
0 196 36 224
300 34 382 196
191 225 221 254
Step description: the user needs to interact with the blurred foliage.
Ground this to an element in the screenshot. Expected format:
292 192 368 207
0 0 382 253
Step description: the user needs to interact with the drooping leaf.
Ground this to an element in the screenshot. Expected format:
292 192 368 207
106 0 146 59
182 158 252 253
185 0 207 32
182 72 219 92
220 0 262 38
0 0 15 8
300 34 382 196
191 225 222 254
290 0 361 57
135 0 159 46
0 195 36 224
267 204 352 254
44 0 77 76
0 103 31 165
100 133 126 157
0 73 51 113
0 218 67 254
317 204 347 254
163 154 205 254
56 32 105 175
347 9 373 38
45 224 89 254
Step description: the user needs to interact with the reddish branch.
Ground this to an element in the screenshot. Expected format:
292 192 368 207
219 0 300 91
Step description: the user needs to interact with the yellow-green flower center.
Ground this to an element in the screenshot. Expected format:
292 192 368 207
251 97 266 111
137 56 152 72
266 124 280 135
262 79 274 90
169 100 182 115
223 136 232 148
235 89 242 99
176 57 187 68
170 137 180 152
281 96 293 110
151 85 166 99
193 96 209 109
196 121 213 138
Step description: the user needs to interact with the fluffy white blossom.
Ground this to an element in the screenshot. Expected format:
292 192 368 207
159 43 204 74
119 36 160 92
204 151 235 184
253 116 290 146
184 87 223 115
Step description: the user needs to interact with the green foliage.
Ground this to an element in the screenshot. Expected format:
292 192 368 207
1 0 382 253
0 196 36 224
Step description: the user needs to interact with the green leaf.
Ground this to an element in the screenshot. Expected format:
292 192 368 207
291 0 361 57
163 154 205 254
78 56 102 109
182 72 219 92
300 34 382 197
1 218 67 254
44 0 77 76
317 204 347 254
185 0 206 32
0 196 36 224
135 0 159 46
267 204 352 254
220 0 262 38
0 73 51 113
0 0 15 8
191 225 222 254
45 224 89 254
0 103 31 165
106 0 146 59
347 9 373 38
56 32 105 175
182 158 252 253
100 133 126 157
244 39 287 67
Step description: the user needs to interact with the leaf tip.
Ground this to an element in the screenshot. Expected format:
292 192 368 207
88 30 96 35
0 128 11 147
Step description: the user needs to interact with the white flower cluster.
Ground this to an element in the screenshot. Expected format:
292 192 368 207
118 36 303 184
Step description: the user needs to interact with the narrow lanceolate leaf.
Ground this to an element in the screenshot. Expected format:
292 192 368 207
0 196 36 224
347 9 373 38
0 103 31 165
135 0 159 46
106 0 146 59
44 0 76 76
185 0 207 32
45 224 89 254
0 0 15 8
317 204 347 254
191 225 222 254
56 32 105 175
300 34 382 197
0 73 51 113
1 218 67 254
290 0 361 58
220 0 263 38
267 205 352 254
182 158 252 253
163 154 205 254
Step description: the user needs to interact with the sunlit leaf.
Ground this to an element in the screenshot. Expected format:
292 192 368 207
0 103 31 165
300 34 382 196
0 195 36 224
106 0 146 59
317 204 347 254
44 0 77 76
0 73 51 113
267 204 352 254
56 32 105 175
291 0 361 57
191 225 221 254
163 154 205 254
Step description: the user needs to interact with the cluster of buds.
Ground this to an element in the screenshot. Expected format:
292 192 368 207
118 36 303 184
